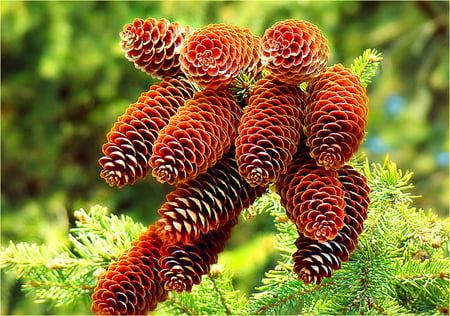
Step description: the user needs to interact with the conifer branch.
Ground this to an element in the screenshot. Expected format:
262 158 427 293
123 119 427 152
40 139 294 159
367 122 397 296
350 48 383 87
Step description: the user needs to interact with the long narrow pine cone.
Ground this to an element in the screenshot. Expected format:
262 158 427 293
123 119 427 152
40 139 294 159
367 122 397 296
150 89 242 185
235 76 306 187
158 217 237 293
305 64 369 170
120 18 194 79
180 24 262 88
275 149 346 243
91 224 167 315
292 165 371 285
260 19 329 85
155 152 266 244
99 77 195 188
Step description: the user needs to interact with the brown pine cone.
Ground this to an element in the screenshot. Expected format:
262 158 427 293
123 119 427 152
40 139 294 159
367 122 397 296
120 18 194 79
150 89 242 185
261 19 329 85
91 224 167 315
180 24 262 88
99 77 195 188
305 64 369 170
156 152 266 244
158 217 237 293
235 76 306 187
292 165 371 284
275 150 346 243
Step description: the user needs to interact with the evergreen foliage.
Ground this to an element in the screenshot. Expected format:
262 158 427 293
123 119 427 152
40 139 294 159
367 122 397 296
1 158 448 315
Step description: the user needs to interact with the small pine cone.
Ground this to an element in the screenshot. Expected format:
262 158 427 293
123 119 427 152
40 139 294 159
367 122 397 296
305 64 369 170
120 18 194 79
275 150 346 242
158 217 237 292
235 76 306 186
261 19 329 85
91 224 167 315
99 77 195 188
150 89 242 185
180 24 262 88
156 152 266 244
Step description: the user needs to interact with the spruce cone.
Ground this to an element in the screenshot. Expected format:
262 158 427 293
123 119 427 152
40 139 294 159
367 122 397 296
305 64 369 170
158 217 237 292
99 77 195 188
180 24 262 88
275 150 346 242
261 19 329 85
150 89 242 185
156 152 266 244
292 165 370 284
91 225 167 315
235 76 306 186
120 18 193 79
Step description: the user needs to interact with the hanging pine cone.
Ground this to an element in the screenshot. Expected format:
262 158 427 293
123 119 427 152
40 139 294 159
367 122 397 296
275 150 346 243
235 76 306 187
156 152 266 244
292 165 371 284
180 24 262 88
260 19 329 85
305 64 369 170
99 77 195 188
120 18 194 79
150 89 242 185
91 224 167 315
158 217 236 293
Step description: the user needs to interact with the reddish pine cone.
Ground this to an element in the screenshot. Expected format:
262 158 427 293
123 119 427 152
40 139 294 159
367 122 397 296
158 217 236 292
305 64 369 170
91 225 167 315
180 24 262 88
261 19 329 85
275 150 346 243
235 76 306 187
292 202 367 285
156 152 266 244
99 77 195 188
293 166 370 284
120 18 193 79
150 89 242 185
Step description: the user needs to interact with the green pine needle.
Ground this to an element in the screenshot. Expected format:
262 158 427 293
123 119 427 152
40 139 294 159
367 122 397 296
350 48 383 87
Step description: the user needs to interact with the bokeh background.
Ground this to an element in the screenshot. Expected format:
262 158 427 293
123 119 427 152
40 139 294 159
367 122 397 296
1 1 448 314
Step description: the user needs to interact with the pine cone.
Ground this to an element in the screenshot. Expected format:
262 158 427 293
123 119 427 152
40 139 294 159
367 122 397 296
91 224 167 315
292 165 371 284
156 152 266 244
275 150 346 242
305 64 369 170
235 76 306 186
150 89 242 185
158 217 237 292
261 19 329 85
99 77 195 188
180 24 262 88
120 18 193 79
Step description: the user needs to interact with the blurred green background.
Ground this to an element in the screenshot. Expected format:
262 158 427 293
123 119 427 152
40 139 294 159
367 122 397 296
1 1 448 314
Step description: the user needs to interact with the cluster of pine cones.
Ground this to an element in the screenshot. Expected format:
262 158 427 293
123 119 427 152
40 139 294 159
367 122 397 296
92 18 371 315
